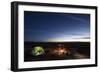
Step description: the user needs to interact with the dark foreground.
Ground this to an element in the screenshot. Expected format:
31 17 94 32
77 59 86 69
24 42 90 62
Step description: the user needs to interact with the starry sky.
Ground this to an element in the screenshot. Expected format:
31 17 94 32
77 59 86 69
24 11 90 42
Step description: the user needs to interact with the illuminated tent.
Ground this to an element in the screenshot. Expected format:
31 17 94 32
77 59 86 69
32 46 45 56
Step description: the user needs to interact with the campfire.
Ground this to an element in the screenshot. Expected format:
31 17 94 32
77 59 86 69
50 44 71 57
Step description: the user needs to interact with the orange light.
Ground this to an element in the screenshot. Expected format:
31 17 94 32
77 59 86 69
59 49 64 53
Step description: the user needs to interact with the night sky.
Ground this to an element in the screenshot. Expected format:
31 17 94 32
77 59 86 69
24 11 90 42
